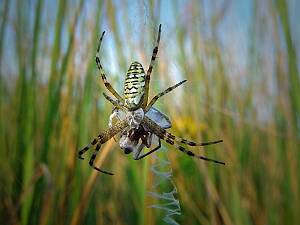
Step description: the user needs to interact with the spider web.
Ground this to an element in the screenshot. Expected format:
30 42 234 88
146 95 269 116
125 1 182 223
148 146 181 225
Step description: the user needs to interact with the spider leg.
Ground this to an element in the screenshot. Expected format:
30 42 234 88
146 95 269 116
171 143 225 164
109 111 121 142
78 138 98 159
103 93 128 143
102 92 126 110
142 24 162 108
145 80 187 111
78 120 128 174
144 116 223 147
96 31 124 103
166 134 223 147
133 143 146 160
89 143 114 175
134 139 161 160
142 117 225 165
133 132 154 159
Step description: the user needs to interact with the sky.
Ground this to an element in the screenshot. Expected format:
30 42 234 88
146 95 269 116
1 0 299 83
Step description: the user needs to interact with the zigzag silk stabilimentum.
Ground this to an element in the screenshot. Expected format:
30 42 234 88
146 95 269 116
148 147 181 225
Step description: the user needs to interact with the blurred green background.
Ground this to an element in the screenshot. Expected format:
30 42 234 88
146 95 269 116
1 0 300 224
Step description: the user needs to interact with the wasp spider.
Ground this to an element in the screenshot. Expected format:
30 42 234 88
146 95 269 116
79 24 224 175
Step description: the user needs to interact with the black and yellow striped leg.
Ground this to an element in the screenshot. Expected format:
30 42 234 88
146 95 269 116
96 31 124 103
143 116 223 148
164 138 224 164
78 138 98 159
166 134 223 147
143 24 162 108
78 120 128 174
134 139 161 160
172 143 225 165
145 80 187 111
102 92 126 110
142 117 225 165
89 143 114 175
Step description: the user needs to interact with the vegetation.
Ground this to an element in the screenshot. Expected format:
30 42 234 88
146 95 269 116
0 0 299 224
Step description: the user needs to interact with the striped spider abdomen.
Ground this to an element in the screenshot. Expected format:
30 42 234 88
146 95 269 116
124 61 146 110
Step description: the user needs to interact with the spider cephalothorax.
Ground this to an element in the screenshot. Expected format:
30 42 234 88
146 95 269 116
79 24 224 175
108 98 171 158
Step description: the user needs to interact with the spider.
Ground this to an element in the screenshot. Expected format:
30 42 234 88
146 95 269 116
79 24 224 175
